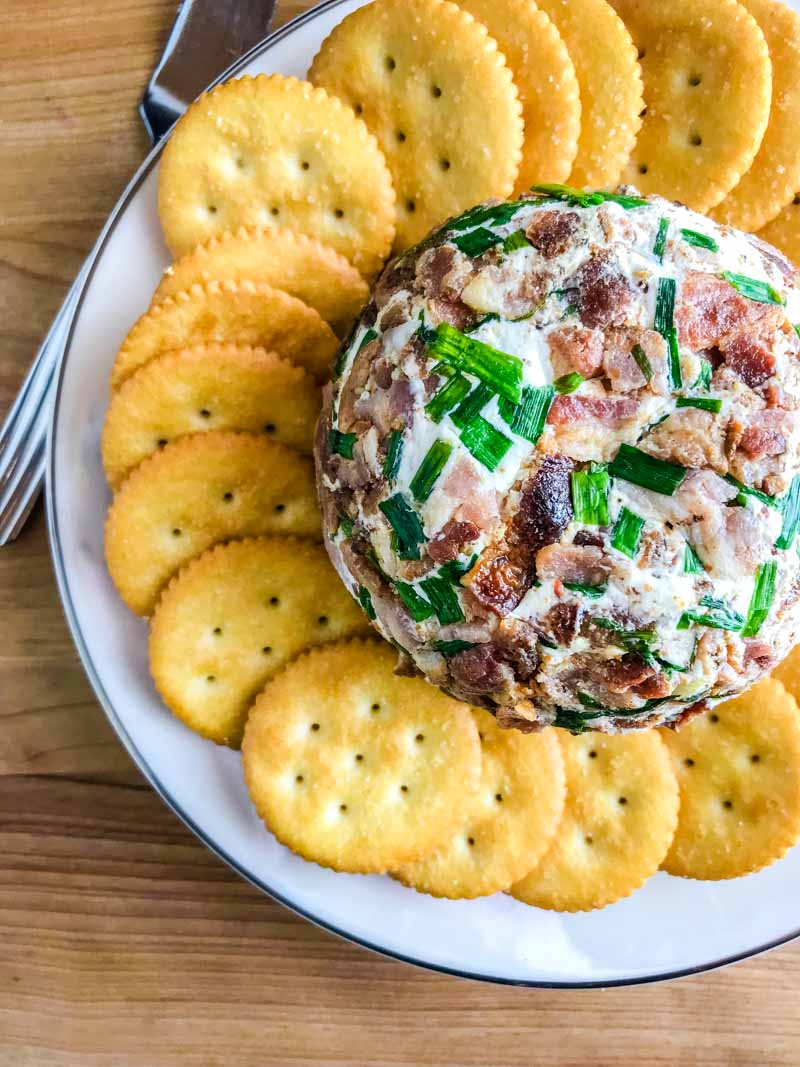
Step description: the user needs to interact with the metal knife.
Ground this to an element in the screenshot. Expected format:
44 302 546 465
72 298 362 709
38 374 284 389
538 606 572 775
0 0 279 545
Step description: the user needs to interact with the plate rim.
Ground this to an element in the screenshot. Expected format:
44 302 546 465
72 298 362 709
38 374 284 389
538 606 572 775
44 0 800 988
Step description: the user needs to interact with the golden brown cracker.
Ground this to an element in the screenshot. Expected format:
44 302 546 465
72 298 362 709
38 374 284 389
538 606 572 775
153 226 369 337
102 344 321 488
456 0 580 191
771 640 800 701
149 537 371 748
157 74 396 278
309 0 524 250
104 431 320 617
394 710 565 898
611 0 772 213
536 0 643 188
510 730 679 912
711 0 800 231
660 679 800 880
758 196 800 267
241 639 482 874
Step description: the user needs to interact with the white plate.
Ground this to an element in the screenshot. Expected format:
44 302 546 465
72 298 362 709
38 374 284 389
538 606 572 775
47 0 800 986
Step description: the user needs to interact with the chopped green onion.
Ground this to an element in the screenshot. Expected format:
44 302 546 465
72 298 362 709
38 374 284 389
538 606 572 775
680 228 718 252
666 327 682 390
724 474 780 509
654 277 676 338
694 360 712 390
383 429 403 481
592 617 657 659
395 581 435 622
722 271 784 306
427 323 523 404
425 374 471 423
683 542 705 574
571 464 610 525
453 226 502 257
337 514 354 539
554 371 584 394
417 310 438 345
578 692 602 708
502 228 530 253
776 476 800 550
676 396 722 413
553 708 593 733
409 440 452 503
459 415 513 471
431 360 456 377
357 585 376 620
611 507 645 558
446 200 527 233
450 382 494 429
631 343 653 383
608 443 686 495
432 639 476 657
379 494 426 560
438 553 478 583
678 595 744 632
335 327 377 377
466 312 501 333
420 575 465 625
794 324 800 340
530 184 648 209
329 429 357 459
741 561 778 637
563 581 607 599
498 384 555 444
653 217 669 261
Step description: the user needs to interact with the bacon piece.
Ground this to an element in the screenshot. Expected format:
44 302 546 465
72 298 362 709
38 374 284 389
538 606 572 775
511 455 574 555
541 602 579 645
466 551 529 615
547 324 604 378
738 423 787 459
571 251 636 329
440 455 500 535
338 338 379 432
525 209 580 258
645 407 728 473
676 270 783 353
447 643 514 699
427 520 479 564
593 654 655 693
696 503 772 579
573 530 604 548
602 327 668 394
373 257 415 310
724 335 776 389
547 394 638 426
743 640 776 671
536 544 610 586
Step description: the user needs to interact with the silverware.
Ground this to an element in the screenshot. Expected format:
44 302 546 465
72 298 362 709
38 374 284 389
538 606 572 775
0 0 279 545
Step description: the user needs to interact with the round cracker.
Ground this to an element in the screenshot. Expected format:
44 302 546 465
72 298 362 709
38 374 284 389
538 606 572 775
393 710 565 898
158 74 396 277
758 196 800 267
308 0 524 251
659 678 800 880
510 731 679 912
150 537 371 748
102 344 321 488
104 431 320 617
456 0 580 191
242 639 482 874
111 279 337 391
153 226 369 337
710 0 800 231
771 640 800 702
611 0 772 213
536 0 643 188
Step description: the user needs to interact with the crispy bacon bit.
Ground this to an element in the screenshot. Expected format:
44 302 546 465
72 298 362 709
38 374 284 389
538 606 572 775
592 654 655 693
547 394 638 426
448 643 513 697
541 602 579 645
512 455 574 557
425 295 475 332
632 673 672 699
547 324 604 378
573 530 604 548
466 552 529 615
496 619 540 682
645 407 728 472
602 328 668 394
743 640 776 671
571 251 636 329
536 544 610 586
724 335 776 389
667 700 710 731
525 209 580 258
427 520 480 563
676 270 783 352
338 339 379 432
738 423 787 459
373 257 415 310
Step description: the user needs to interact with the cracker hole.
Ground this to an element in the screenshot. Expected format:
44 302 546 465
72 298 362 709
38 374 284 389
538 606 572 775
355 753 364 762
415 733 425 743
236 158 245 169
495 793 503 803
265 422 276 434
723 799 733 810
354 102 363 115
689 132 703 147
208 204 218 215
212 626 222 636
385 55 396 71
157 437 168 447
467 836 475 846
684 757 695 767
688 73 702 87
206 675 216 684
340 803 348 812
588 750 597 759
334 208 345 218
440 158 451 171
262 646 272 655
371 702 381 713
405 199 416 214
431 85 442 98
310 722 320 733
751 753 761 763
585 834 594 845
199 409 211 419
269 596 280 606
274 504 286 514
222 491 234 502
172 528 182 537
301 160 310 170
396 130 406 143
710 713 720 723
295 774 304 783
318 616 329 626
638 163 648 175
400 785 408 793
618 796 627 806
271 206 280 216
794 195 800 206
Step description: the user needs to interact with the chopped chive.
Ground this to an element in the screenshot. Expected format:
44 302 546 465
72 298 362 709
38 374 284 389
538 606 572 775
450 382 494 429
431 360 456 377
329 429 357 459
337 514 354 540
678 595 744 632
383 429 403 481
395 581 435 622
724 474 780 509
553 708 592 733
416 310 438 345
554 371 584 394
578 692 602 708
379 494 426 560
432 639 476 657
335 326 377 377
694 360 712 390
419 575 465 625
571 464 610 525
563 581 607 599
446 200 527 234
357 585 376 620
438 553 478 583
409 440 452 503
425 374 471 423
608 443 686 495
683 542 705 574
795 324 800 340
653 217 669 261
631 343 653 383
427 323 523 404
654 277 676 338
498 384 555 444
741 561 778 637
676 396 721 413
502 228 530 253
459 415 513 471
453 226 502 257
722 271 784 306
666 327 682 390
466 312 501 334
529 184 649 209
680 228 718 252
611 507 645 558
776 475 800 550
592 617 657 647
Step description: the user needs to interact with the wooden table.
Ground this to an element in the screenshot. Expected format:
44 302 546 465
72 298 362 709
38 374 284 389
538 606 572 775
2 2 800 1062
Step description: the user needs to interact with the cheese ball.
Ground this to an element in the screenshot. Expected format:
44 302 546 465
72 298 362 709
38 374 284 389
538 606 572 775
315 187 800 733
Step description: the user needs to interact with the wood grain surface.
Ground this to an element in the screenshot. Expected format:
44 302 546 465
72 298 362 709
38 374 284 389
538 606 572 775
1 2 799 1063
